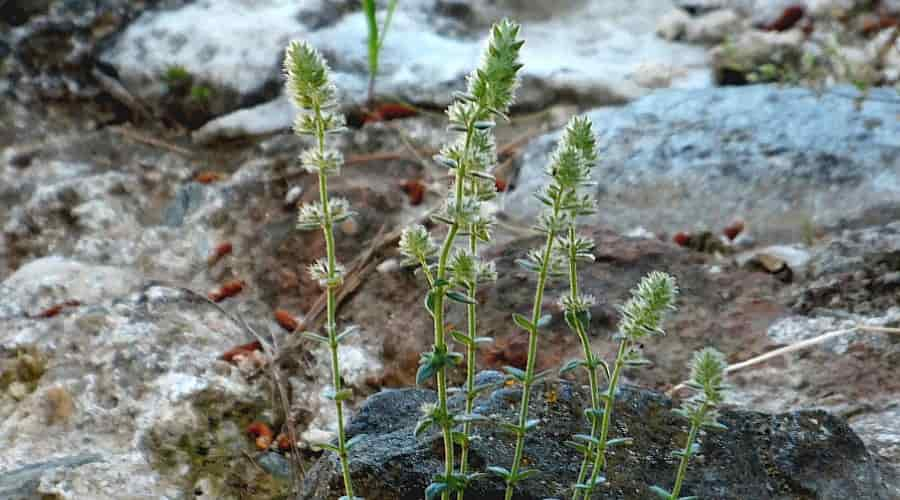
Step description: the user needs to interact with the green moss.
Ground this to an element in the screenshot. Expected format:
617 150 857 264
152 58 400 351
162 65 192 86
189 85 213 104
0 348 48 394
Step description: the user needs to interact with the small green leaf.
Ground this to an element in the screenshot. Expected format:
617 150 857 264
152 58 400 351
455 413 489 424
515 258 540 273
503 366 527 382
425 481 448 500
425 290 436 317
512 313 535 332
486 466 510 479
312 442 339 453
434 155 458 169
469 170 496 180
702 420 728 431
416 362 436 385
336 325 360 342
563 440 594 457
414 417 434 437
624 357 652 367
648 485 672 499
498 421 524 435
559 359 582 375
346 434 364 450
605 437 633 448
450 330 474 347
301 331 330 344
447 290 476 304
584 408 604 422
573 434 600 446
532 368 553 383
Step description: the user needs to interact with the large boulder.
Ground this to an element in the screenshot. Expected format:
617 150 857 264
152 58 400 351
503 84 900 244
301 373 893 499
98 0 710 136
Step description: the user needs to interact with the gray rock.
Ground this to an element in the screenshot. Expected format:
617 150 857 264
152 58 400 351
792 222 900 314
301 377 893 499
0 280 278 498
104 0 710 137
0 454 102 500
658 8 744 44
503 85 900 244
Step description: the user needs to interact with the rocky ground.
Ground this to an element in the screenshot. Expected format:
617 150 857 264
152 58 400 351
0 0 898 499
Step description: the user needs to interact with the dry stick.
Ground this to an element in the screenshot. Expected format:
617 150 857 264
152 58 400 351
668 325 900 396
109 125 196 157
91 67 156 122
875 25 900 71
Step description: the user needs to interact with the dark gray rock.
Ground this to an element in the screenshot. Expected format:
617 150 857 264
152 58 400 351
504 85 900 244
793 222 900 315
301 373 892 499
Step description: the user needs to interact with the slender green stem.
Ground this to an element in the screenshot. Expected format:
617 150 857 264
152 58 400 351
362 0 378 104
456 218 479 500
314 102 355 499
504 201 561 500
669 407 705 499
583 339 628 497
431 126 474 500
566 227 601 500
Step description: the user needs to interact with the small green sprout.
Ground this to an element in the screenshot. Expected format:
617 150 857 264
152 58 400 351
189 85 213 104
651 348 729 500
284 39 360 500
162 64 191 86
362 0 399 104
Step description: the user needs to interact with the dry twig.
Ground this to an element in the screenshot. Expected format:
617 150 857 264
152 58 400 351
668 324 900 396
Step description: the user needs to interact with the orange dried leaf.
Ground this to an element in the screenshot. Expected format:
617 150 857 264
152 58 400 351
763 5 804 32
194 171 226 184
274 309 299 332
207 242 233 265
33 300 81 319
277 433 294 451
209 279 244 302
723 220 745 241
673 232 691 247
401 179 426 206
246 421 274 450
222 340 262 362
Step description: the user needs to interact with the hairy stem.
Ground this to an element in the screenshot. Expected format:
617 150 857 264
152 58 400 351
315 103 355 499
456 218 479 500
504 200 561 500
566 227 601 500
431 126 475 499
669 407 705 499
584 339 628 497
